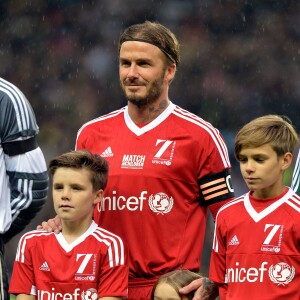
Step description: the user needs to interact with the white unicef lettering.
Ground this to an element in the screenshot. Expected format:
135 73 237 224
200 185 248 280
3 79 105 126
127 196 139 211
226 262 268 283
38 288 80 300
63 293 73 300
247 268 259 282
238 268 246 282
116 195 126 210
99 191 147 212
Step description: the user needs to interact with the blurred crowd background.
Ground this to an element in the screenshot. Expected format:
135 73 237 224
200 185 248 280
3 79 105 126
1 0 300 279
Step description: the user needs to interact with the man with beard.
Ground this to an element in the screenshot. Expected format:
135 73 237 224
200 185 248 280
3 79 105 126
42 21 234 300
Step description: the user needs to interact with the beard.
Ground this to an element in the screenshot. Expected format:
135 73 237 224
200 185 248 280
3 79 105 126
121 74 165 108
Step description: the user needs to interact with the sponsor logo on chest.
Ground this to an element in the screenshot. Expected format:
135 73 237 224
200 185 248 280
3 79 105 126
107 139 176 169
121 154 146 169
36 288 97 300
99 191 174 214
226 261 295 286
228 224 284 253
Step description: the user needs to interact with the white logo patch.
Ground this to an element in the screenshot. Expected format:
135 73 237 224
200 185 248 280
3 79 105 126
152 139 176 166
121 154 146 169
229 235 239 246
148 192 173 214
81 288 98 300
39 261 50 271
101 147 114 157
269 262 295 286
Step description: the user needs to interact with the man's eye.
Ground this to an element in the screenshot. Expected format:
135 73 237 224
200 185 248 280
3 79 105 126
121 62 130 67
140 62 150 67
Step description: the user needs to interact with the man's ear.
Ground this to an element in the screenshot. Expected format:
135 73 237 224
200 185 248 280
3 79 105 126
166 63 176 83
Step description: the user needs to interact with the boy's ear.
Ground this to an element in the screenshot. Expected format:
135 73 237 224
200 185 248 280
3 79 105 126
281 152 293 171
94 189 104 205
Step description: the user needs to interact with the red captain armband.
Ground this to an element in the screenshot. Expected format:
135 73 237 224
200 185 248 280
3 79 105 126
198 169 235 206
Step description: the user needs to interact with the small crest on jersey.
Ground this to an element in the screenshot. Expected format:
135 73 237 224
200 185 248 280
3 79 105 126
261 224 283 253
152 139 176 166
228 235 239 246
268 262 295 286
148 192 173 214
39 261 50 271
81 288 98 300
101 146 114 157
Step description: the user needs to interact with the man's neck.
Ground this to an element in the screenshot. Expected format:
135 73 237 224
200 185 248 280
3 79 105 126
128 98 170 124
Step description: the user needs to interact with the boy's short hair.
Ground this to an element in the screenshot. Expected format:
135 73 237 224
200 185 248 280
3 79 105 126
49 150 109 191
234 115 299 160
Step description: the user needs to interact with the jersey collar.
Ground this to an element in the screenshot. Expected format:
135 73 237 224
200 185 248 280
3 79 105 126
124 102 176 136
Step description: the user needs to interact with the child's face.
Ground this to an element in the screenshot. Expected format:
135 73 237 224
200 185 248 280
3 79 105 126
52 167 102 223
153 282 190 300
238 144 290 198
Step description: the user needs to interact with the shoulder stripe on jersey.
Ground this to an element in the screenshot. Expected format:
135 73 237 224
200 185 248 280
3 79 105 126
16 230 52 263
286 193 300 212
291 149 300 193
0 78 30 132
212 196 244 251
216 195 244 217
172 106 231 168
92 227 125 268
76 107 125 146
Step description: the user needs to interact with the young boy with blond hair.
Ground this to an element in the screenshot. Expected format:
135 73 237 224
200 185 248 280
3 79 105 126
209 115 300 299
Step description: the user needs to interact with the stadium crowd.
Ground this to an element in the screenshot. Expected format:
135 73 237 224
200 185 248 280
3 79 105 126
1 0 300 280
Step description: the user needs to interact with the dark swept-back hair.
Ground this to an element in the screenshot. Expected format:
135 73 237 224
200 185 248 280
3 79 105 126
150 269 202 300
118 20 180 66
49 150 109 192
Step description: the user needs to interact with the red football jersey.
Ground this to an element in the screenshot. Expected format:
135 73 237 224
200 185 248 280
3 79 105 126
210 188 300 299
9 222 128 299
76 103 234 281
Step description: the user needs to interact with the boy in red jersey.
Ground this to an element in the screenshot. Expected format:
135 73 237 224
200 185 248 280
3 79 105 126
9 150 128 300
209 115 300 299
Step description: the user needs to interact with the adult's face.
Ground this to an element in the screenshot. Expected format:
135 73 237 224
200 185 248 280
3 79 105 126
119 41 174 108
